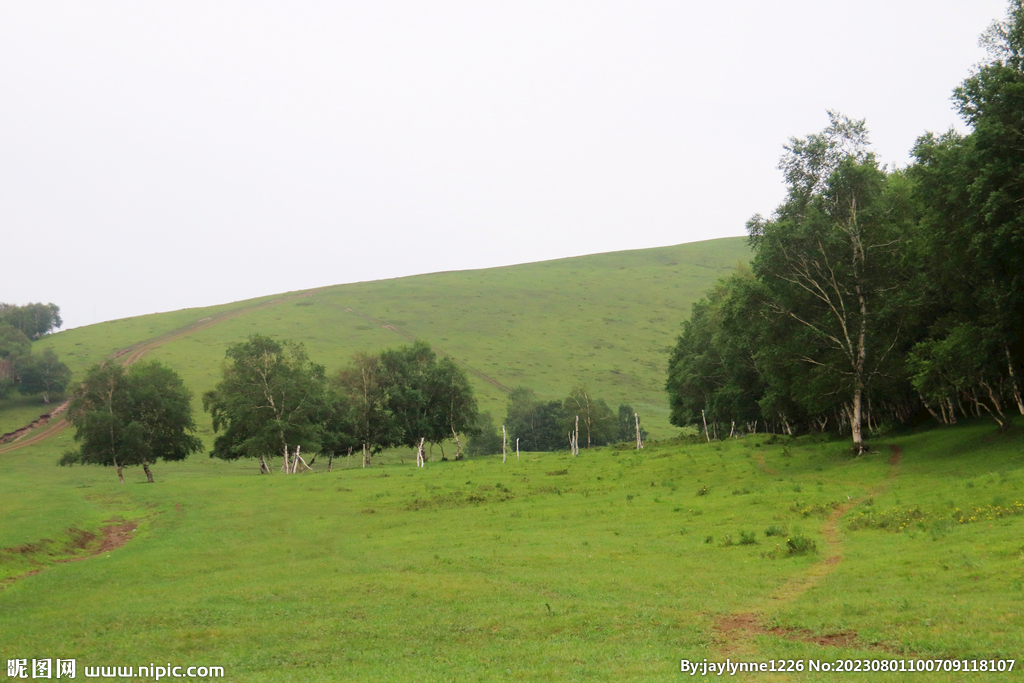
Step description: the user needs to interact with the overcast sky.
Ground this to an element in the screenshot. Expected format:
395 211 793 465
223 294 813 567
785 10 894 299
0 1 1008 330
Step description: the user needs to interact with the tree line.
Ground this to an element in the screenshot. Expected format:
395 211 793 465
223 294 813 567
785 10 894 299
467 386 647 455
0 302 71 403
62 335 482 480
666 1 1024 452
202 335 481 472
60 332 650 481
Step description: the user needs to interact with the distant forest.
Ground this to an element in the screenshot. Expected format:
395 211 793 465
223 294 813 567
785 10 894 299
666 1 1024 452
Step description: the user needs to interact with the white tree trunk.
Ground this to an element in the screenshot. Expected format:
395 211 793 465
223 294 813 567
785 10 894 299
416 437 426 467
573 415 579 456
701 409 710 442
635 412 643 450
452 426 462 460
1007 348 1024 415
282 444 291 473
516 437 520 460
502 425 507 463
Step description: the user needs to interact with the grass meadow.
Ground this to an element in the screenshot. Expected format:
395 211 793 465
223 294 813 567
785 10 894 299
1 417 1023 681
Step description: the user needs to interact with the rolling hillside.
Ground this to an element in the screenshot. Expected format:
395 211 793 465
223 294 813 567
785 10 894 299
11 236 751 443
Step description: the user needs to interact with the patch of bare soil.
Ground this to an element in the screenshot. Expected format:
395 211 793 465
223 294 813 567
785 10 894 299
0 519 139 590
0 402 70 449
714 612 859 657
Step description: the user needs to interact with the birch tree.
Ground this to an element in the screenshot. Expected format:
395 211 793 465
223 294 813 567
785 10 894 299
203 335 327 473
61 360 201 482
748 113 910 453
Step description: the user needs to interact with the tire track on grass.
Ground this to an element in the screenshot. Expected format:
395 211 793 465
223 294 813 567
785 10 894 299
0 289 325 455
713 445 904 658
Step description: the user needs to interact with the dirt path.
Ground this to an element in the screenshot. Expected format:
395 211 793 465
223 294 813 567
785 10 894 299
1 519 139 590
713 444 904 657
0 289 325 455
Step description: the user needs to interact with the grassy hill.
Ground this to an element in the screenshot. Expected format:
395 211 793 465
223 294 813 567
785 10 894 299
5 236 751 443
8 237 1022 679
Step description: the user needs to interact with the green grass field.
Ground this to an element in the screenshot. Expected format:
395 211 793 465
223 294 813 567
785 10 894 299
4 237 1024 680
2 415 1022 681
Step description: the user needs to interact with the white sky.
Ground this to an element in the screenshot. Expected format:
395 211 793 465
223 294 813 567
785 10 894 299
0 1 1008 330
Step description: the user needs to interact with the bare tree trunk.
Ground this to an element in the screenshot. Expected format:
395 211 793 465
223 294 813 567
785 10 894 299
362 443 367 468
416 437 426 467
282 444 291 473
143 461 154 483
635 413 643 450
259 456 270 474
584 393 591 449
452 426 462 460
328 451 335 472
980 379 1008 428
851 386 865 454
574 415 580 456
701 409 710 443
502 425 507 463
1007 347 1024 415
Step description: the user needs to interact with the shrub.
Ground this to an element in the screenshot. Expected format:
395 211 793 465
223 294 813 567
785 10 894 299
786 535 816 556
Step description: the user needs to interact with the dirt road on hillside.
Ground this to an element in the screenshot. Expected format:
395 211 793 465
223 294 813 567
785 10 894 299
0 290 324 455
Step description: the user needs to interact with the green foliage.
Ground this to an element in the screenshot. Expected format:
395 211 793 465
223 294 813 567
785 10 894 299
0 302 62 339
790 500 841 518
0 323 31 360
465 411 503 456
328 341 480 461
785 534 817 556
667 12 1024 439
203 335 327 466
376 341 480 450
504 387 565 452
505 385 625 452
61 360 202 480
14 348 72 404
562 386 616 448
331 352 401 459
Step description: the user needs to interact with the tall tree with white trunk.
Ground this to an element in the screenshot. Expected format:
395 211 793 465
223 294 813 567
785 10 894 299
748 112 911 453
